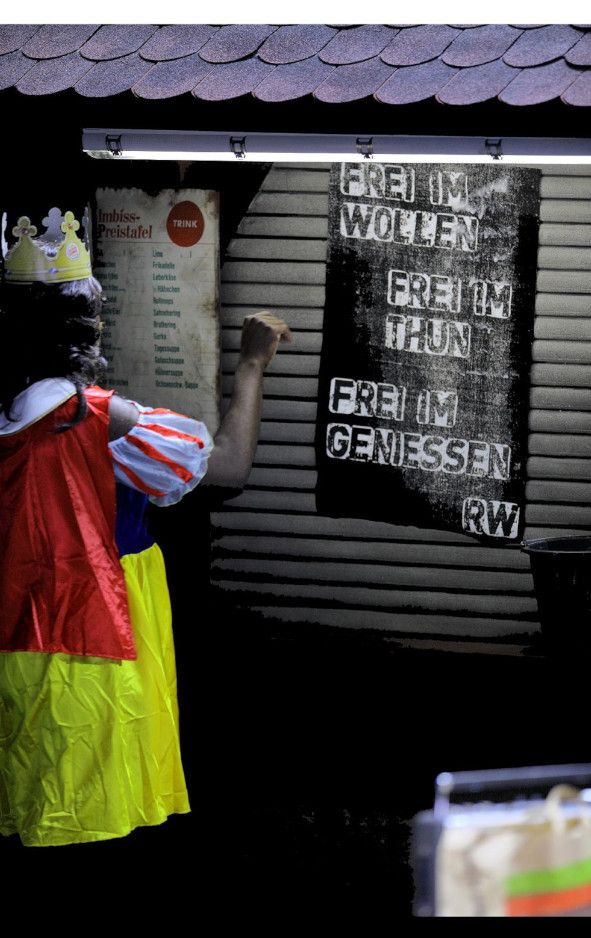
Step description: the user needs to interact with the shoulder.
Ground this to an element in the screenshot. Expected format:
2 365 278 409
108 395 139 442
84 387 139 441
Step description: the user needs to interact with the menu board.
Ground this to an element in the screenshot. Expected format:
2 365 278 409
315 163 541 541
94 188 220 432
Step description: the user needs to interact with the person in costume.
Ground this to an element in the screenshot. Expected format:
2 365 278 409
0 208 291 847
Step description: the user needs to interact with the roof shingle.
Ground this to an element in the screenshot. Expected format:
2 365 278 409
561 69 591 105
21 24 98 59
0 50 36 91
566 31 591 66
375 59 458 104
132 53 212 99
253 56 335 101
499 58 579 104
436 59 520 105
0 25 39 55
257 25 336 65
198 24 277 63
16 51 93 95
192 57 275 101
503 24 581 66
441 25 520 67
138 25 218 62
79 25 157 61
313 57 395 102
380 25 458 67
75 53 153 98
318 25 395 65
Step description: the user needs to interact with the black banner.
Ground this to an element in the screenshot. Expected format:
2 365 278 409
315 163 541 542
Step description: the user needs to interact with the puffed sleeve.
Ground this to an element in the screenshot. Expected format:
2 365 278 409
108 400 214 507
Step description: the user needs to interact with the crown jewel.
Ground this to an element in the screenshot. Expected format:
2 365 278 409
3 208 92 284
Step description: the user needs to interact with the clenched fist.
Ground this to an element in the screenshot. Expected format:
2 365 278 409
239 312 293 370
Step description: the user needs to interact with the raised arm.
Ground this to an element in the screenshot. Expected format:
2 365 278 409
202 312 292 489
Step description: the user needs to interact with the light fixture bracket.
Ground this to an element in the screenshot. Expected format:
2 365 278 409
230 136 247 160
356 137 374 160
105 134 123 157
485 138 503 161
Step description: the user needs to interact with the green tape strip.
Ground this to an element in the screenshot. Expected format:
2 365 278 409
507 856 591 897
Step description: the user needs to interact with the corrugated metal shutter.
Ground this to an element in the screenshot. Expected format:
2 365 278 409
212 163 591 645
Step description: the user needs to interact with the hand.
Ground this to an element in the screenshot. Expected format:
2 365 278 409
239 312 293 370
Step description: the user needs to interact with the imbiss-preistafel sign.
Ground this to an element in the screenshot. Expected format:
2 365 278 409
315 163 541 541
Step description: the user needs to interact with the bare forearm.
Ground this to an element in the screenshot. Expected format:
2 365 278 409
201 311 291 488
202 357 265 488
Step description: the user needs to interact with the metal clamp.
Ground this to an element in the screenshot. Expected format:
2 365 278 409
105 134 123 157
356 136 374 159
230 136 247 159
485 138 503 161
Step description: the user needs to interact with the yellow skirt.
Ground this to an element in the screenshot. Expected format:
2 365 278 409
0 543 190 847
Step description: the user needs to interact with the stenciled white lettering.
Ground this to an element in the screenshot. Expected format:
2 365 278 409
340 202 478 252
385 314 471 359
329 377 406 421
387 269 462 314
326 425 511 480
340 163 415 202
462 497 520 539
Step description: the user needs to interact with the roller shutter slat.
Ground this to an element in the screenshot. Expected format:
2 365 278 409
534 318 591 341
528 434 591 457
263 168 331 192
222 374 318 397
525 504 591 526
536 270 591 293
529 410 591 432
537 224 591 247
212 511 520 546
537 246 591 269
253 444 315 467
248 192 329 216
212 557 532 593
221 260 326 285
227 490 317 512
211 580 536 616
540 177 591 200
530 364 591 387
532 341 591 364
221 282 326 306
527 456 591 480
211 533 530 569
221 605 538 638
526 480 591 502
225 238 327 261
248 467 316 488
258 422 316 443
536 294 591 316
237 216 329 238
540 201 591 223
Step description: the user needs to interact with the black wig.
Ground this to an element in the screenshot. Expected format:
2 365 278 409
0 276 106 431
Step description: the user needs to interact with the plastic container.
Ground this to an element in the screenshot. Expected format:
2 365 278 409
522 536 591 648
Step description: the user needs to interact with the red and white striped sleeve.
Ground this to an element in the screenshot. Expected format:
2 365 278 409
108 401 214 506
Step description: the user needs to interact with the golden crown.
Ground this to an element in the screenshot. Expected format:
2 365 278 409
2 208 92 284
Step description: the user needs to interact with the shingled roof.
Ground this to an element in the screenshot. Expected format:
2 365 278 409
1 23 590 106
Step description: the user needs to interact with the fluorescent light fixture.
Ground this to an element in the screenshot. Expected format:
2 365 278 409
83 129 591 164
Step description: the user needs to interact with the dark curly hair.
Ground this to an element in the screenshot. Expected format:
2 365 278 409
0 277 107 431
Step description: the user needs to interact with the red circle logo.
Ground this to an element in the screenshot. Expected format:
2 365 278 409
166 201 205 247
